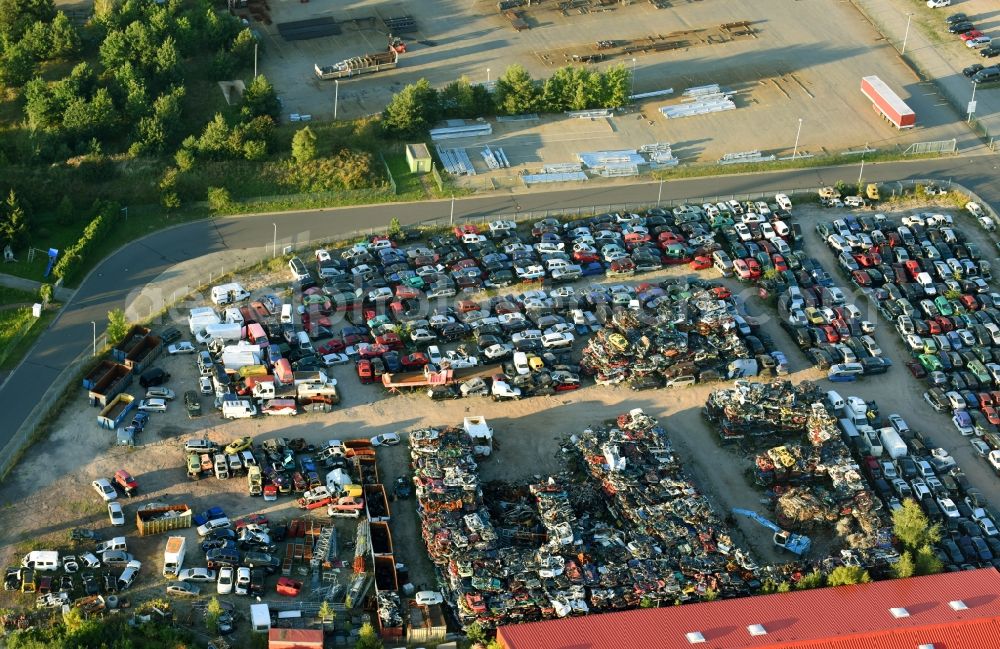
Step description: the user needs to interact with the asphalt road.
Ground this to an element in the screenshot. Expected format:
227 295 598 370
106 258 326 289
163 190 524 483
3 154 999 458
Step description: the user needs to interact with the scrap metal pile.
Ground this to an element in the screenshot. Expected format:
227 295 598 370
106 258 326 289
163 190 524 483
580 279 764 388
409 409 759 630
705 381 898 563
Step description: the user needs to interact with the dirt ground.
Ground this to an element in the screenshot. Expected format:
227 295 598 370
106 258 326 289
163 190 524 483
4 195 1000 623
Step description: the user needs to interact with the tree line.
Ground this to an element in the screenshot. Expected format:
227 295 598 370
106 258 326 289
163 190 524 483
382 63 631 137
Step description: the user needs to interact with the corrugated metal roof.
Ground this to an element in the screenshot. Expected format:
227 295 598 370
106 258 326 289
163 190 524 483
268 627 324 649
497 569 1000 649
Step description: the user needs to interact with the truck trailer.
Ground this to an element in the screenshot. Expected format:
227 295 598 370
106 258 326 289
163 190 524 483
860 76 915 129
314 47 398 80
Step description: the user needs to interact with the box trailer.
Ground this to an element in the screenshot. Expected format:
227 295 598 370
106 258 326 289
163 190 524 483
364 484 391 523
136 505 192 536
122 334 163 372
860 76 915 129
370 521 393 556
111 325 151 363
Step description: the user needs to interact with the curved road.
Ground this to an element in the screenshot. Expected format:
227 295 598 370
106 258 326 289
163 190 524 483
4 154 999 452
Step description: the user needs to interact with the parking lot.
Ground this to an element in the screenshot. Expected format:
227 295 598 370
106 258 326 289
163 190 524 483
4 190 1000 637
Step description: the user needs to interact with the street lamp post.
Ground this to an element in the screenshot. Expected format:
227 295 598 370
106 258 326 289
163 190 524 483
631 58 637 96
486 68 491 85
902 13 913 55
858 156 865 185
968 82 977 124
449 196 455 226
792 118 803 159
657 179 664 206
272 223 277 258
334 80 339 120
91 321 96 356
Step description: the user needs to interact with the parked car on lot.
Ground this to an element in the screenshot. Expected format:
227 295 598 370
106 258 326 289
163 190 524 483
178 568 217 582
370 433 401 447
138 398 167 413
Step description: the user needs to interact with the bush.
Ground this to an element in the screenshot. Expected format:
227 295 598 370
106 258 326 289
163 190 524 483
207 186 232 213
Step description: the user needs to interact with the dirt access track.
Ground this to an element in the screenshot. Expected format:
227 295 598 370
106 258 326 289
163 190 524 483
258 0 972 165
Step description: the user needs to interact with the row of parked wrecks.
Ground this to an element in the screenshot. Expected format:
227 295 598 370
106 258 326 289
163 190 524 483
579 279 785 389
409 409 761 629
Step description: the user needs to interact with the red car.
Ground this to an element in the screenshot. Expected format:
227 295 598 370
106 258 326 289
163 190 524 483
401 353 429 369
453 225 478 239
978 392 994 409
276 577 303 596
113 470 138 496
959 294 979 311
318 340 345 355
984 405 1000 426
573 250 600 264
819 325 840 343
688 256 711 270
733 259 752 280
745 258 761 279
457 299 479 313
658 231 684 243
961 30 985 41
852 270 871 287
904 259 922 280
934 316 954 332
926 319 942 335
395 285 421 300
772 255 788 272
357 343 389 360
709 286 731 300
906 361 927 379
356 360 375 384
375 333 404 350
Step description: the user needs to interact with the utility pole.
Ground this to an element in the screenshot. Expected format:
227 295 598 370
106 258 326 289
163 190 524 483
657 179 664 206
792 118 803 159
449 196 455 226
254 43 258 78
858 157 865 185
631 58 637 96
334 80 339 120
902 13 913 55
91 321 97 356
272 223 277 258
967 82 977 124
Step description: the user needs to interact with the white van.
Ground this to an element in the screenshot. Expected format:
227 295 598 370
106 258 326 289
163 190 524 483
826 390 845 413
295 331 314 353
222 399 257 420
210 282 251 306
196 322 243 345
288 257 310 282
280 304 293 324
916 272 936 296
22 551 60 571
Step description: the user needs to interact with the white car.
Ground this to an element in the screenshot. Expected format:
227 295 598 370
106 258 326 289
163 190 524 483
108 501 125 527
971 437 992 457
235 567 251 595
370 433 401 447
541 332 575 349
966 202 985 218
322 353 350 366
441 352 478 369
217 566 234 594
145 387 175 400
178 567 217 583
138 398 167 413
775 193 793 211
967 36 992 49
198 376 214 395
414 590 444 606
426 345 443 366
92 478 117 502
482 343 513 360
926 0 950 7
315 249 331 262
937 497 960 518
979 216 996 232
167 342 196 355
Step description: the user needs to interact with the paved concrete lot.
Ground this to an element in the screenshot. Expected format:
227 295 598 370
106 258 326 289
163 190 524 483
259 0 974 175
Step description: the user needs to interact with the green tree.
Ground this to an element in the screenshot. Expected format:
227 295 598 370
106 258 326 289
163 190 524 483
48 12 80 57
207 187 232 213
440 77 476 118
355 622 383 649
291 125 317 164
106 308 128 344
159 166 181 209
486 641 504 649
541 66 573 112
892 499 941 551
387 217 403 240
777 581 791 593
242 74 280 120
230 28 256 67
21 20 51 59
205 596 223 634
893 551 916 579
0 0 55 42
703 588 719 601
915 543 943 576
175 147 195 171
38 283 53 305
826 565 871 586
0 41 36 88
318 600 335 630
154 35 181 82
382 78 440 137
794 570 825 590
602 63 631 107
466 621 487 645
494 64 539 115
0 190 30 249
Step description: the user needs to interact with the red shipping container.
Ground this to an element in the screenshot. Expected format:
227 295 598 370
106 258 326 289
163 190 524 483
861 76 915 129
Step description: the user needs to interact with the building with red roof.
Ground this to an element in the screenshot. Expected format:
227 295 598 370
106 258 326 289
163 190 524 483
496 569 1000 649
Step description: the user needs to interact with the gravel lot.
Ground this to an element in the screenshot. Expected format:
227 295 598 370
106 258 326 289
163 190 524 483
4 195 1000 619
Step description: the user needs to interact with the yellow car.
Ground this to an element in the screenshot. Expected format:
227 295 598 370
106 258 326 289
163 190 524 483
804 307 825 325
224 436 252 455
